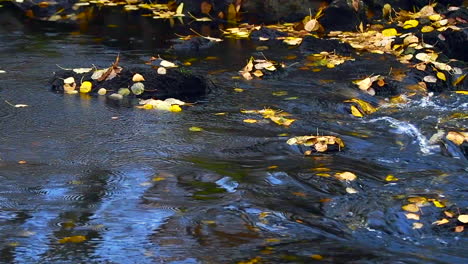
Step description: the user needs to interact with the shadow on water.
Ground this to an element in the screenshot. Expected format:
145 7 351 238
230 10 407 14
0 6 467 264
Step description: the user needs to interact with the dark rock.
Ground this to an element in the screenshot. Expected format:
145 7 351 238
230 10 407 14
50 67 213 100
319 0 367 32
171 37 217 51
299 36 354 55
250 27 287 40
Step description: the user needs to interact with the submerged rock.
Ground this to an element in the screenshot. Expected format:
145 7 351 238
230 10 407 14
50 67 213 100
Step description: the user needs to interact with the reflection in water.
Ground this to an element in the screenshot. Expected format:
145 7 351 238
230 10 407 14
0 7 467 264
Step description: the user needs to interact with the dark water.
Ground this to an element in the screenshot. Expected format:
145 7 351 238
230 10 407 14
0 7 467 264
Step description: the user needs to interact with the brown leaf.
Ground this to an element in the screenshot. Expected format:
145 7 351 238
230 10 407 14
454 226 464 232
200 1 212 14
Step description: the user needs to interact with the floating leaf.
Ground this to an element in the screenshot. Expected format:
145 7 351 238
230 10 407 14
304 19 320 32
243 119 258 124
432 200 445 208
433 218 450 225
455 226 464 232
350 105 363 117
346 187 358 194
446 131 466 145
452 74 466 86
189 126 203 132
458 215 468 223
385 174 399 182
412 222 423 229
335 171 357 181
402 204 419 213
58 235 86 244
405 213 420 220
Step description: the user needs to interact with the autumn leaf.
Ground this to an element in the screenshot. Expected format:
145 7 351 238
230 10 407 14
402 204 419 213
334 171 357 181
58 235 86 243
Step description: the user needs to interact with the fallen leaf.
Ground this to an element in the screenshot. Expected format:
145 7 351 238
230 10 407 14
243 119 258 124
63 77 75 84
405 213 420 220
189 126 203 132
458 215 468 223
432 200 445 208
436 71 446 81
346 187 358 194
132 73 145 82
382 28 398 37
432 218 449 225
454 226 464 232
421 25 434 33
446 131 465 145
334 171 357 181
385 174 399 182
79 81 92 93
403 19 419 29
423 75 437 83
402 204 419 213
58 235 86 243
97 88 107 95
412 222 423 229
350 105 363 117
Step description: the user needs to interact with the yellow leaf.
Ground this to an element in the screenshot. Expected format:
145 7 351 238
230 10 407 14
58 235 86 243
132 73 145 82
458 215 468 223
432 200 445 208
453 74 466 86
402 204 419 213
97 88 107 95
350 105 363 117
234 88 244 92
344 98 377 114
405 213 420 220
143 104 153 110
334 171 357 181
227 3 236 22
243 119 258 124
436 71 446 81
412 222 423 229
176 3 184 15
79 81 92 93
152 177 165 181
382 28 398 37
433 218 450 225
169 105 182 112
403 20 419 29
421 25 434 33
385 174 399 182
446 131 465 145
189 126 203 132
311 254 324 260
455 91 468 95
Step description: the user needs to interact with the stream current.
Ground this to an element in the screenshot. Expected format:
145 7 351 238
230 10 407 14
0 7 467 264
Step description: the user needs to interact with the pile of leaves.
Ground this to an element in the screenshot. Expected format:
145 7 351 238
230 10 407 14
137 98 186 112
241 108 295 127
305 51 354 69
287 135 345 154
239 57 285 80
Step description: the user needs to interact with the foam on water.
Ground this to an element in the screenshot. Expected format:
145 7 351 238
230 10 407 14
367 117 440 154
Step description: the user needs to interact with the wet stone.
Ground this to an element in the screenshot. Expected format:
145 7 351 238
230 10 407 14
50 67 213 100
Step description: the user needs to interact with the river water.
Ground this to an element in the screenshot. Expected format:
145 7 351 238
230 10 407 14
0 7 467 264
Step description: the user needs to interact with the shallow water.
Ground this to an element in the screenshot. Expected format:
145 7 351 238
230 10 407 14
0 7 467 264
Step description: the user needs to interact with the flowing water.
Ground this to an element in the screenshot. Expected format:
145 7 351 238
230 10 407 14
0 7 467 264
